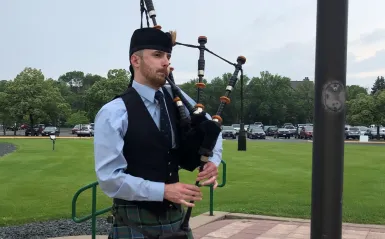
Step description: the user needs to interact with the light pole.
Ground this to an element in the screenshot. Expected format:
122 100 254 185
238 71 246 151
311 0 348 238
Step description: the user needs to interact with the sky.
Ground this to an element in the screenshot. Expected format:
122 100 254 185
1 0 384 90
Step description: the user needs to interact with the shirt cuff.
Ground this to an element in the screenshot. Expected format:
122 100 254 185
209 155 221 167
148 181 166 201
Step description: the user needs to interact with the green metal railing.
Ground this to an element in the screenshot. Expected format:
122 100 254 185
71 160 226 239
71 181 112 239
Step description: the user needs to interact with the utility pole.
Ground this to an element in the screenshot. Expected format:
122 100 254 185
311 0 349 238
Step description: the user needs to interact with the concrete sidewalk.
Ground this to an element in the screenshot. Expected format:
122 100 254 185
50 212 385 239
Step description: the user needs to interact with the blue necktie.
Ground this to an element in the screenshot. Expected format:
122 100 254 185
155 90 172 148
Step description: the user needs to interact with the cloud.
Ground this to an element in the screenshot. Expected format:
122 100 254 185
1 0 385 90
359 28 385 45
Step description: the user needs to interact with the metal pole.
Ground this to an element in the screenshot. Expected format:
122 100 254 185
311 0 349 238
92 185 97 239
209 185 214 216
238 73 246 151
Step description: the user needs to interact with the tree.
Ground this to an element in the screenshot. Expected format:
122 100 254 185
346 93 375 126
0 90 13 135
5 67 71 131
67 111 90 126
84 69 130 121
370 76 385 95
58 70 85 92
247 71 293 125
292 79 315 124
346 85 368 101
107 69 130 81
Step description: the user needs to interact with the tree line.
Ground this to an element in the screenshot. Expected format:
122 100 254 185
0 67 384 132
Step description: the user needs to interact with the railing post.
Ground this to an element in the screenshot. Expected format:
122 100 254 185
92 184 97 239
209 185 214 216
207 159 227 216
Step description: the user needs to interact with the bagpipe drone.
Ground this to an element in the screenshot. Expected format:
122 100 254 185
139 0 246 234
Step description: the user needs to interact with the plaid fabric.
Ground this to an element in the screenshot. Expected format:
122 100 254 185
109 202 194 239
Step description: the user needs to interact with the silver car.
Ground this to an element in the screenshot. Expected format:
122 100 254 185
76 124 94 137
222 126 237 139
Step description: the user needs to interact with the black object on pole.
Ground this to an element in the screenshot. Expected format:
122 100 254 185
238 73 246 151
311 0 349 238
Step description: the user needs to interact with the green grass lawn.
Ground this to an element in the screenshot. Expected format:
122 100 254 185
0 138 384 227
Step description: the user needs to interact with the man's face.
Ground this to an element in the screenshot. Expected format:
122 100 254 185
137 49 171 87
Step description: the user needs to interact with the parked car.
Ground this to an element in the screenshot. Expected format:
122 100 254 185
231 124 240 135
345 126 360 140
366 128 385 139
283 123 294 127
264 126 278 136
299 126 313 139
221 126 237 139
72 124 81 134
355 126 369 135
76 124 94 137
25 124 45 136
247 126 266 139
295 124 312 138
284 125 296 136
273 128 291 139
41 126 60 136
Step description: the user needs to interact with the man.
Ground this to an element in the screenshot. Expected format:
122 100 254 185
94 27 223 239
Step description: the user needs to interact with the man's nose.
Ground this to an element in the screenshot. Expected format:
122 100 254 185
161 56 170 66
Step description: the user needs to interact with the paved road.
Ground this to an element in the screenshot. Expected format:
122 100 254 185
0 128 75 137
224 135 385 145
224 136 308 143
1 130 384 145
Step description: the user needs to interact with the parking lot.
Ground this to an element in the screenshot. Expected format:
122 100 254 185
223 135 385 145
1 129 384 146
0 128 76 137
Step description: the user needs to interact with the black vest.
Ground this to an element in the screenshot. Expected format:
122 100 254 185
113 86 182 211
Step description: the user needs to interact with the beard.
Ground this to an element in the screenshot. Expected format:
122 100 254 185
139 61 167 88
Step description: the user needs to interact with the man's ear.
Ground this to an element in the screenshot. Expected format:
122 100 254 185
130 54 140 68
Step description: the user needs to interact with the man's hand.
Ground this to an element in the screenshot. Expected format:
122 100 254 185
196 162 219 189
164 182 202 207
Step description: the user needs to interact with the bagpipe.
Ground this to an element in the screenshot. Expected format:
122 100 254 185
139 0 246 234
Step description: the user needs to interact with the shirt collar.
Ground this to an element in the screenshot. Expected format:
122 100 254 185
132 80 163 103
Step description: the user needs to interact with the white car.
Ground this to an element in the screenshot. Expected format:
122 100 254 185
231 124 240 135
76 124 94 137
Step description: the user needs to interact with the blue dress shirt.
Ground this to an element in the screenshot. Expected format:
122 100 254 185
94 80 223 202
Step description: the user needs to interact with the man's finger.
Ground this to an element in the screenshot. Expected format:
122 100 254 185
213 180 218 189
200 176 217 186
183 184 202 193
198 165 216 177
198 167 217 176
183 194 202 202
196 171 218 181
181 187 202 197
180 199 195 207
197 169 211 178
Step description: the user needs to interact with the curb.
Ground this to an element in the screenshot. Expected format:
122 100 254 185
224 212 385 229
307 140 385 144
46 211 385 238
190 211 229 229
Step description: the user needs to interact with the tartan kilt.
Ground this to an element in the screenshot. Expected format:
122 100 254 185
108 201 194 239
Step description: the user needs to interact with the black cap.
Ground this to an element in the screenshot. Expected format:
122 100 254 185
129 27 173 79
129 27 173 58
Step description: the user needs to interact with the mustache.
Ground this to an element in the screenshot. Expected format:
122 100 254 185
157 69 168 75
